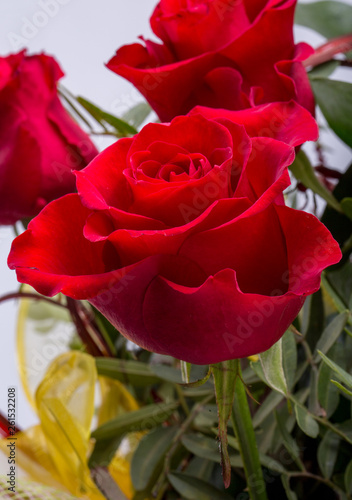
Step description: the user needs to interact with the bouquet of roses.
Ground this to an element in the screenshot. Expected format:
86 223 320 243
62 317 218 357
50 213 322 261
1 1 352 499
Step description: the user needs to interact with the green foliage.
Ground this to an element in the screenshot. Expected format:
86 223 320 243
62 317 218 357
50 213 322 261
310 79 352 149
77 96 138 136
96 357 162 386
167 472 233 500
259 337 289 396
92 402 179 440
295 1 352 38
131 427 178 494
122 102 152 129
321 163 352 262
290 151 341 212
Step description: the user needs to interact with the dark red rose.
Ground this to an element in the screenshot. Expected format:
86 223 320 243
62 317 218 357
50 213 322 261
8 102 340 364
107 0 315 121
0 50 98 225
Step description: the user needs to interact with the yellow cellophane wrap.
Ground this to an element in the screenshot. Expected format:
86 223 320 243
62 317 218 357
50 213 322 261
0 477 79 499
0 350 143 499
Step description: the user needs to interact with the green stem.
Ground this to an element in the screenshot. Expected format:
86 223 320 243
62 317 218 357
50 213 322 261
289 394 352 445
231 360 268 500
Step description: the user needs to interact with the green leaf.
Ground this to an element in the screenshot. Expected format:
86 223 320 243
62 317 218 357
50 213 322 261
317 430 340 479
318 351 352 389
331 380 352 398
290 150 342 212
88 436 122 468
181 361 192 383
186 457 214 481
59 86 94 130
131 426 177 492
336 420 352 444
294 404 319 438
194 404 219 428
295 1 352 38
310 79 352 149
211 361 238 488
183 385 214 400
180 368 212 388
182 433 222 463
259 338 288 395
313 312 349 363
181 433 242 467
168 472 233 500
151 363 210 387
341 198 352 221
308 366 322 417
302 290 325 350
282 329 297 392
322 275 350 317
275 411 305 470
150 364 185 384
345 459 352 495
95 358 161 387
227 433 286 474
253 391 285 429
91 402 178 440
77 96 138 136
122 102 151 129
318 344 341 417
325 263 352 312
321 163 352 259
308 60 340 79
281 476 298 500
258 455 286 475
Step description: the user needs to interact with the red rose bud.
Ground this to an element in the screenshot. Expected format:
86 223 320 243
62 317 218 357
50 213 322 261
107 0 315 121
8 103 341 364
0 50 98 225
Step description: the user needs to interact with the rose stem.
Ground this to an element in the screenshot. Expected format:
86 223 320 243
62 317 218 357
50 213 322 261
231 360 268 500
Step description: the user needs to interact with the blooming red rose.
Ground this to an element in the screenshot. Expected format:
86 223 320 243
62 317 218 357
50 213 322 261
0 50 98 225
107 0 315 121
8 102 340 364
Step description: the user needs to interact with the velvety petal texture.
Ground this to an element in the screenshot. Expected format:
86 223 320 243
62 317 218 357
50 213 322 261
8 105 341 364
107 0 315 121
0 50 98 225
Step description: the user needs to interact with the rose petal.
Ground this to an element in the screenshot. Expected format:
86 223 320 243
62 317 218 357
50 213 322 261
151 0 250 59
179 204 289 296
274 205 342 295
141 268 304 363
75 138 133 211
234 137 293 204
191 100 318 145
8 194 124 299
104 197 252 266
0 115 42 225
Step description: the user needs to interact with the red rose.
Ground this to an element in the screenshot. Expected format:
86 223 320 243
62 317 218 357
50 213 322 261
107 0 315 121
0 50 98 225
8 102 340 364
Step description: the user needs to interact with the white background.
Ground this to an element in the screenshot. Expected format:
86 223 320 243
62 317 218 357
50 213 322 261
0 0 351 440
